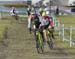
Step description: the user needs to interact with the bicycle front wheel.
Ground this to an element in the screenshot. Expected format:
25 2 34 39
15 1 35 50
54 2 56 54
36 31 44 53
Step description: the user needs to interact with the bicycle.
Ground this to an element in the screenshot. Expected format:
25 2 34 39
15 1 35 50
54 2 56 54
35 29 44 54
44 29 53 49
35 28 53 54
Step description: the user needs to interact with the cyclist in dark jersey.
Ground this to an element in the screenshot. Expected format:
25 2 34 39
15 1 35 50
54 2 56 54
28 12 41 33
28 11 44 49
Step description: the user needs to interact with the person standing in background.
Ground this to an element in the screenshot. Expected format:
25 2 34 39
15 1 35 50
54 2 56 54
56 6 59 15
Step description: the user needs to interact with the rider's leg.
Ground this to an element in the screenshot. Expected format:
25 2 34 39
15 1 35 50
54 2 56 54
48 26 55 39
43 24 50 43
43 29 47 42
46 25 53 48
48 25 52 29
43 30 51 47
51 27 55 39
28 15 31 28
42 25 50 43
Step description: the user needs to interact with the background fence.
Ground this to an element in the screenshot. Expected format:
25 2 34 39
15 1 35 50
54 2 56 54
52 14 75 47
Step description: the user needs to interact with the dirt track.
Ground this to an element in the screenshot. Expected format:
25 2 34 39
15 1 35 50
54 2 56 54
0 19 75 59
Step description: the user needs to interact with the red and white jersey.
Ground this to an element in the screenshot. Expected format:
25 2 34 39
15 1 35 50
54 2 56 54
49 17 54 27
43 16 54 26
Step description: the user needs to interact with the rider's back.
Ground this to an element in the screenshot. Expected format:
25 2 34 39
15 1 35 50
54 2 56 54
32 15 41 28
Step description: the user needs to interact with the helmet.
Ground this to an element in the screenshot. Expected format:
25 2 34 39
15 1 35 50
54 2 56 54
46 11 50 15
39 7 43 12
11 7 15 9
42 11 46 16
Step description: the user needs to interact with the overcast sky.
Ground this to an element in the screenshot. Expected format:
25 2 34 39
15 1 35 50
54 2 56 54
0 0 41 4
0 0 39 1
0 0 27 1
32 0 41 4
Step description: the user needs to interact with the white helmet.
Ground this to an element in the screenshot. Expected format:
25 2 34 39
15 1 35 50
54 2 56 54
46 11 50 15
11 7 15 9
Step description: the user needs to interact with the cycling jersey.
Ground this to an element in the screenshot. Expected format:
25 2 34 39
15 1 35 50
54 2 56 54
33 15 41 28
49 17 54 27
42 16 50 25
43 16 54 27
10 9 16 16
28 15 41 29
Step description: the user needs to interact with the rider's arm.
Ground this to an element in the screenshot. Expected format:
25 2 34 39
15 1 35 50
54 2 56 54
28 15 32 29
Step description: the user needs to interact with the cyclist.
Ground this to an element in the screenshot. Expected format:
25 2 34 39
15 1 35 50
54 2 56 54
28 11 44 49
40 10 55 48
27 11 41 33
41 12 51 46
10 7 18 20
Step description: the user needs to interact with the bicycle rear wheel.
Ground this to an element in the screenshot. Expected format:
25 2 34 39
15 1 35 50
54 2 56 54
47 30 53 49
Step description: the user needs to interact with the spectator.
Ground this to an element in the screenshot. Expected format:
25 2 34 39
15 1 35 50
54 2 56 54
56 6 59 15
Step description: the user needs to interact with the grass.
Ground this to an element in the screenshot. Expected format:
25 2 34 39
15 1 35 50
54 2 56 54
55 15 75 58
0 12 9 14
56 15 75 27
0 15 75 59
2 3 28 8
0 17 11 41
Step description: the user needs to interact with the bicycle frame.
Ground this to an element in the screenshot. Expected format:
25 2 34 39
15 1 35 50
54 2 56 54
36 31 43 47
